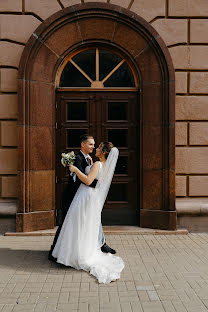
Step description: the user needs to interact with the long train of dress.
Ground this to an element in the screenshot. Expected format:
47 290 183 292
52 163 124 284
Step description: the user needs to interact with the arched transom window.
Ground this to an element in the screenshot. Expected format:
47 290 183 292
56 48 137 89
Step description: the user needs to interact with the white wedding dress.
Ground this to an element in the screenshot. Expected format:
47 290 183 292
52 154 124 284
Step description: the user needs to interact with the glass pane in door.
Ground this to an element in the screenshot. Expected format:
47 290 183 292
73 49 96 81
108 184 128 201
108 102 127 120
60 61 91 87
104 62 135 87
108 129 128 147
99 49 122 81
67 102 87 120
115 156 128 174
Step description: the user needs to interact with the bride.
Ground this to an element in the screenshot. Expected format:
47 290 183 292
52 142 125 284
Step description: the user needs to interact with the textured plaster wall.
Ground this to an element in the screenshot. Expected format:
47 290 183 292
0 0 208 220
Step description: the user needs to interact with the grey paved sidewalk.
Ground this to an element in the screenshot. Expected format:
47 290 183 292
0 234 208 312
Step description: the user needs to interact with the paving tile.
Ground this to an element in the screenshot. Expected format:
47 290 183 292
108 291 119 303
34 303 46 312
27 293 40 304
57 303 78 311
89 303 99 312
137 290 150 302
161 301 175 312
130 302 143 312
12 304 36 312
142 301 165 312
1 305 15 312
136 285 154 291
58 292 69 303
100 302 121 312
120 302 132 312
147 290 160 301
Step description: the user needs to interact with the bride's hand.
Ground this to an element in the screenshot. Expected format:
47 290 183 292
69 165 76 173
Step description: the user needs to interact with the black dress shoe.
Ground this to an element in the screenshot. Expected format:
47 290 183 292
101 243 116 254
48 250 57 262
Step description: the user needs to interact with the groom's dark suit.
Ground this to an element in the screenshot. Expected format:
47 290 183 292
49 151 97 255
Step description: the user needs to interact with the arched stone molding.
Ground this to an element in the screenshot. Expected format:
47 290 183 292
17 2 176 232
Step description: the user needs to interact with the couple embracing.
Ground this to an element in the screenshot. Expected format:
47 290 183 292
48 135 124 284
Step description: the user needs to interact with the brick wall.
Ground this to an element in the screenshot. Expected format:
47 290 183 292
0 0 208 228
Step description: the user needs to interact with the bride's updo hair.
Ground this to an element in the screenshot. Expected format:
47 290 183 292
100 142 114 159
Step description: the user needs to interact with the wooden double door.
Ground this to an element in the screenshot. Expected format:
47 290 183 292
56 91 139 225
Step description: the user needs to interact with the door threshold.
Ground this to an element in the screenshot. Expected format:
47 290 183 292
4 226 188 236
103 226 188 234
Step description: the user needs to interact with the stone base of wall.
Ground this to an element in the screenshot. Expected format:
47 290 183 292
178 216 208 232
176 198 208 232
0 200 16 234
0 217 15 235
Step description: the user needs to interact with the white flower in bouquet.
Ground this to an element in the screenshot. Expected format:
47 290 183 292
61 151 76 167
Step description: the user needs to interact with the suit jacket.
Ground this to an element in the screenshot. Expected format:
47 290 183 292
61 151 97 221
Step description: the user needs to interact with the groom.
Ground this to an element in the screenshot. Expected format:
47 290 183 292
48 134 115 262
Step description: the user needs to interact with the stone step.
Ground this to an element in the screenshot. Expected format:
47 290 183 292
4 226 188 236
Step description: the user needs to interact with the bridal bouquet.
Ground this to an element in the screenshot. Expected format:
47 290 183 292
61 151 76 178
61 151 75 167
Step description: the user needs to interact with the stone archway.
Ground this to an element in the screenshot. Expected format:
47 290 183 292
17 3 176 232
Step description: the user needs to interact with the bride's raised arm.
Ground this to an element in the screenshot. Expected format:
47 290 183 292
69 162 100 186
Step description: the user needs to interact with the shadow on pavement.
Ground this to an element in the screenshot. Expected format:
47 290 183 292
0 248 75 272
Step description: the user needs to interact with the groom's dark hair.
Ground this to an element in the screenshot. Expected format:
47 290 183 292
80 134 94 143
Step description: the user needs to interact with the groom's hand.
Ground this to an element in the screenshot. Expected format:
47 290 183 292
75 154 97 187
88 155 93 165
